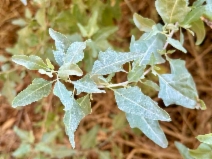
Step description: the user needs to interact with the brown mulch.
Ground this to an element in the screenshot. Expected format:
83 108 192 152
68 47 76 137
0 0 212 159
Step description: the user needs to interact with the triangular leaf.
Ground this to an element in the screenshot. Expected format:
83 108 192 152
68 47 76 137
114 86 171 121
155 0 190 23
126 113 168 148
158 59 198 108
53 80 73 111
72 75 105 95
190 19 206 45
167 37 187 53
130 33 166 65
133 13 156 32
175 142 193 159
12 78 52 107
63 97 91 148
196 133 212 145
58 63 83 80
91 49 139 75
12 55 48 70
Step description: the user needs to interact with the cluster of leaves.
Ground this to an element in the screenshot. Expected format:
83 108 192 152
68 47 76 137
175 133 212 159
0 0 120 104
11 0 211 150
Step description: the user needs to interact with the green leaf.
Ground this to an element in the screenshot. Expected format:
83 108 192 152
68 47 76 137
189 143 212 158
12 143 31 158
77 94 92 115
53 80 73 111
167 37 187 53
155 0 190 23
204 3 212 20
174 141 193 159
35 8 46 29
12 55 48 70
114 86 171 121
99 151 111 159
50 146 76 158
64 98 91 148
181 6 205 25
64 42 86 64
92 49 139 75
46 58 54 70
190 19 206 45
130 33 166 65
41 129 60 143
35 143 53 154
196 133 212 145
1 80 16 104
112 112 126 130
58 63 83 80
13 126 34 143
127 62 145 83
142 80 160 91
80 126 99 149
53 50 65 66
12 78 53 107
126 113 168 148
72 75 105 95
133 13 156 32
93 26 118 41
193 0 206 7
158 59 198 109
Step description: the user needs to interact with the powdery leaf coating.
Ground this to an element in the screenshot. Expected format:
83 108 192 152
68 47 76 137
12 78 52 107
63 96 91 148
92 49 139 75
133 13 156 32
53 80 73 111
114 86 171 121
126 113 168 148
158 59 198 108
64 42 86 64
12 55 48 70
130 34 166 66
72 75 105 95
53 50 64 66
155 0 190 23
167 37 187 53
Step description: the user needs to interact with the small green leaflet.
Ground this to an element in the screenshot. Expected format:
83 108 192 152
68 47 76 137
196 133 212 145
91 49 139 75
126 113 168 148
64 42 86 64
12 55 48 70
181 6 205 25
12 78 52 107
155 0 190 23
189 143 212 158
114 86 171 121
12 143 31 158
58 63 83 80
53 80 73 111
130 34 166 65
167 37 187 53
191 19 206 45
127 62 145 83
63 95 91 148
142 80 160 91
158 59 198 109
133 13 156 32
72 75 105 95
174 142 193 159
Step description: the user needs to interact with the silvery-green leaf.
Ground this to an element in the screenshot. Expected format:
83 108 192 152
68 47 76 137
175 142 193 159
38 69 53 78
114 86 171 121
155 0 190 23
77 94 92 115
72 75 105 95
133 13 156 32
196 133 212 145
53 50 64 66
64 42 86 64
167 37 187 53
12 78 52 107
12 143 31 158
130 34 166 65
204 3 212 20
193 0 206 7
92 49 139 75
158 59 198 108
93 26 118 42
58 63 83 80
142 80 160 91
13 126 34 143
12 55 48 70
20 0 27 5
181 6 205 25
191 19 206 45
189 143 212 158
53 80 73 111
126 113 168 148
127 62 145 83
91 75 109 86
63 98 91 148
